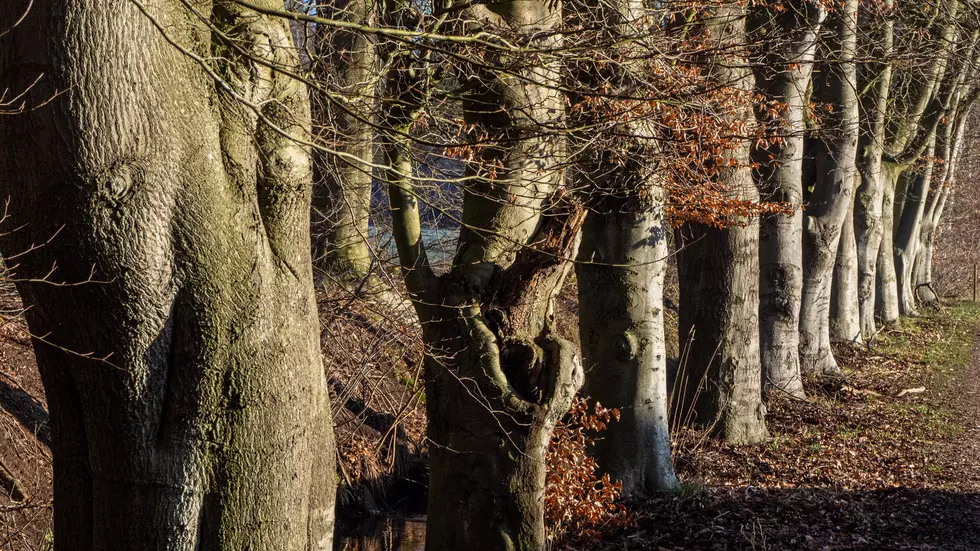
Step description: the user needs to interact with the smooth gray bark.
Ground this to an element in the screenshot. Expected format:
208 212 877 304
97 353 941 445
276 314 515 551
894 140 936 315
830 173 863 344
873 0 959 325
875 164 902 323
854 0 894 340
750 0 824 397
798 0 858 375
675 4 767 445
0 1 336 549
578 200 679 496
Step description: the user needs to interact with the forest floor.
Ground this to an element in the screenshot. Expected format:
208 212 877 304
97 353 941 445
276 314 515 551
591 301 980 551
3 287 980 550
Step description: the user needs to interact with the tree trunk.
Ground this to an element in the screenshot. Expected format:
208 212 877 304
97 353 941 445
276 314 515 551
379 0 585 546
875 163 902 324
854 0 894 340
578 201 679 496
894 140 937 315
798 0 858 376
310 0 378 286
0 1 336 549
751 0 824 397
675 4 767 445
830 173 864 344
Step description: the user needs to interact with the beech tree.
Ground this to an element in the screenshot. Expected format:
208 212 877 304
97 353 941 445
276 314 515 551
676 3 769 445
310 0 379 287
799 0 860 374
751 0 825 395
0 0 335 549
855 0 958 336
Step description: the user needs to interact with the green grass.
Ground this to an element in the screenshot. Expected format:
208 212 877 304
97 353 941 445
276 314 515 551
921 301 980 371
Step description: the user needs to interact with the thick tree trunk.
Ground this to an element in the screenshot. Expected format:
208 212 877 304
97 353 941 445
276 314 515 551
830 173 864 344
798 0 858 376
578 201 679 496
379 0 584 546
751 0 824 397
875 163 902 324
0 1 336 549
675 4 767 444
310 0 377 285
422 316 582 551
676 212 768 444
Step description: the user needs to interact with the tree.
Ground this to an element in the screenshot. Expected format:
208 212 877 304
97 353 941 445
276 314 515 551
0 0 335 549
750 0 825 395
676 3 768 445
856 0 957 335
568 0 680 496
310 0 379 288
798 0 860 375
376 0 585 546
893 31 979 314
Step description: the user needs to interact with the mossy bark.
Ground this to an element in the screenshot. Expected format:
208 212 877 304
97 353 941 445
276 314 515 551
0 1 335 549
380 1 583 546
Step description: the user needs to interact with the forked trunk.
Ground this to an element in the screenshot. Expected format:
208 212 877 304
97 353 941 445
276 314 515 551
0 1 336 549
422 314 582 550
798 0 858 376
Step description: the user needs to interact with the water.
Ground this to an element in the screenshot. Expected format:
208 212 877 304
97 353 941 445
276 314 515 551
334 517 427 551
369 226 459 267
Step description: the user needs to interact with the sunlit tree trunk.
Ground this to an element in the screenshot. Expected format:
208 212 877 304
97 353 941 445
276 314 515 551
750 0 824 396
310 0 378 286
676 4 767 445
0 1 336 549
798 0 858 375
830 173 864 344
380 1 583 547
578 193 678 495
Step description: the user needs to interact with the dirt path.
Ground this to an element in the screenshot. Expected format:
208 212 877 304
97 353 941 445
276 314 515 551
942 326 980 492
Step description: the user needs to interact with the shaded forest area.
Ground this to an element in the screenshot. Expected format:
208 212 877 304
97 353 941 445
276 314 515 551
3 0 980 550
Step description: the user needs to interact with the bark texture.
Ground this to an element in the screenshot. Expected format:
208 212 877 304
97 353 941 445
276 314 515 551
311 0 378 284
750 0 824 397
894 142 936 315
578 201 679 496
380 1 584 548
830 173 864 344
675 4 767 445
0 1 336 549
799 0 858 375
854 0 894 339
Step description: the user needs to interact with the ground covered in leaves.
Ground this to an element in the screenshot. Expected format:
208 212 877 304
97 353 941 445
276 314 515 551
593 302 980 551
